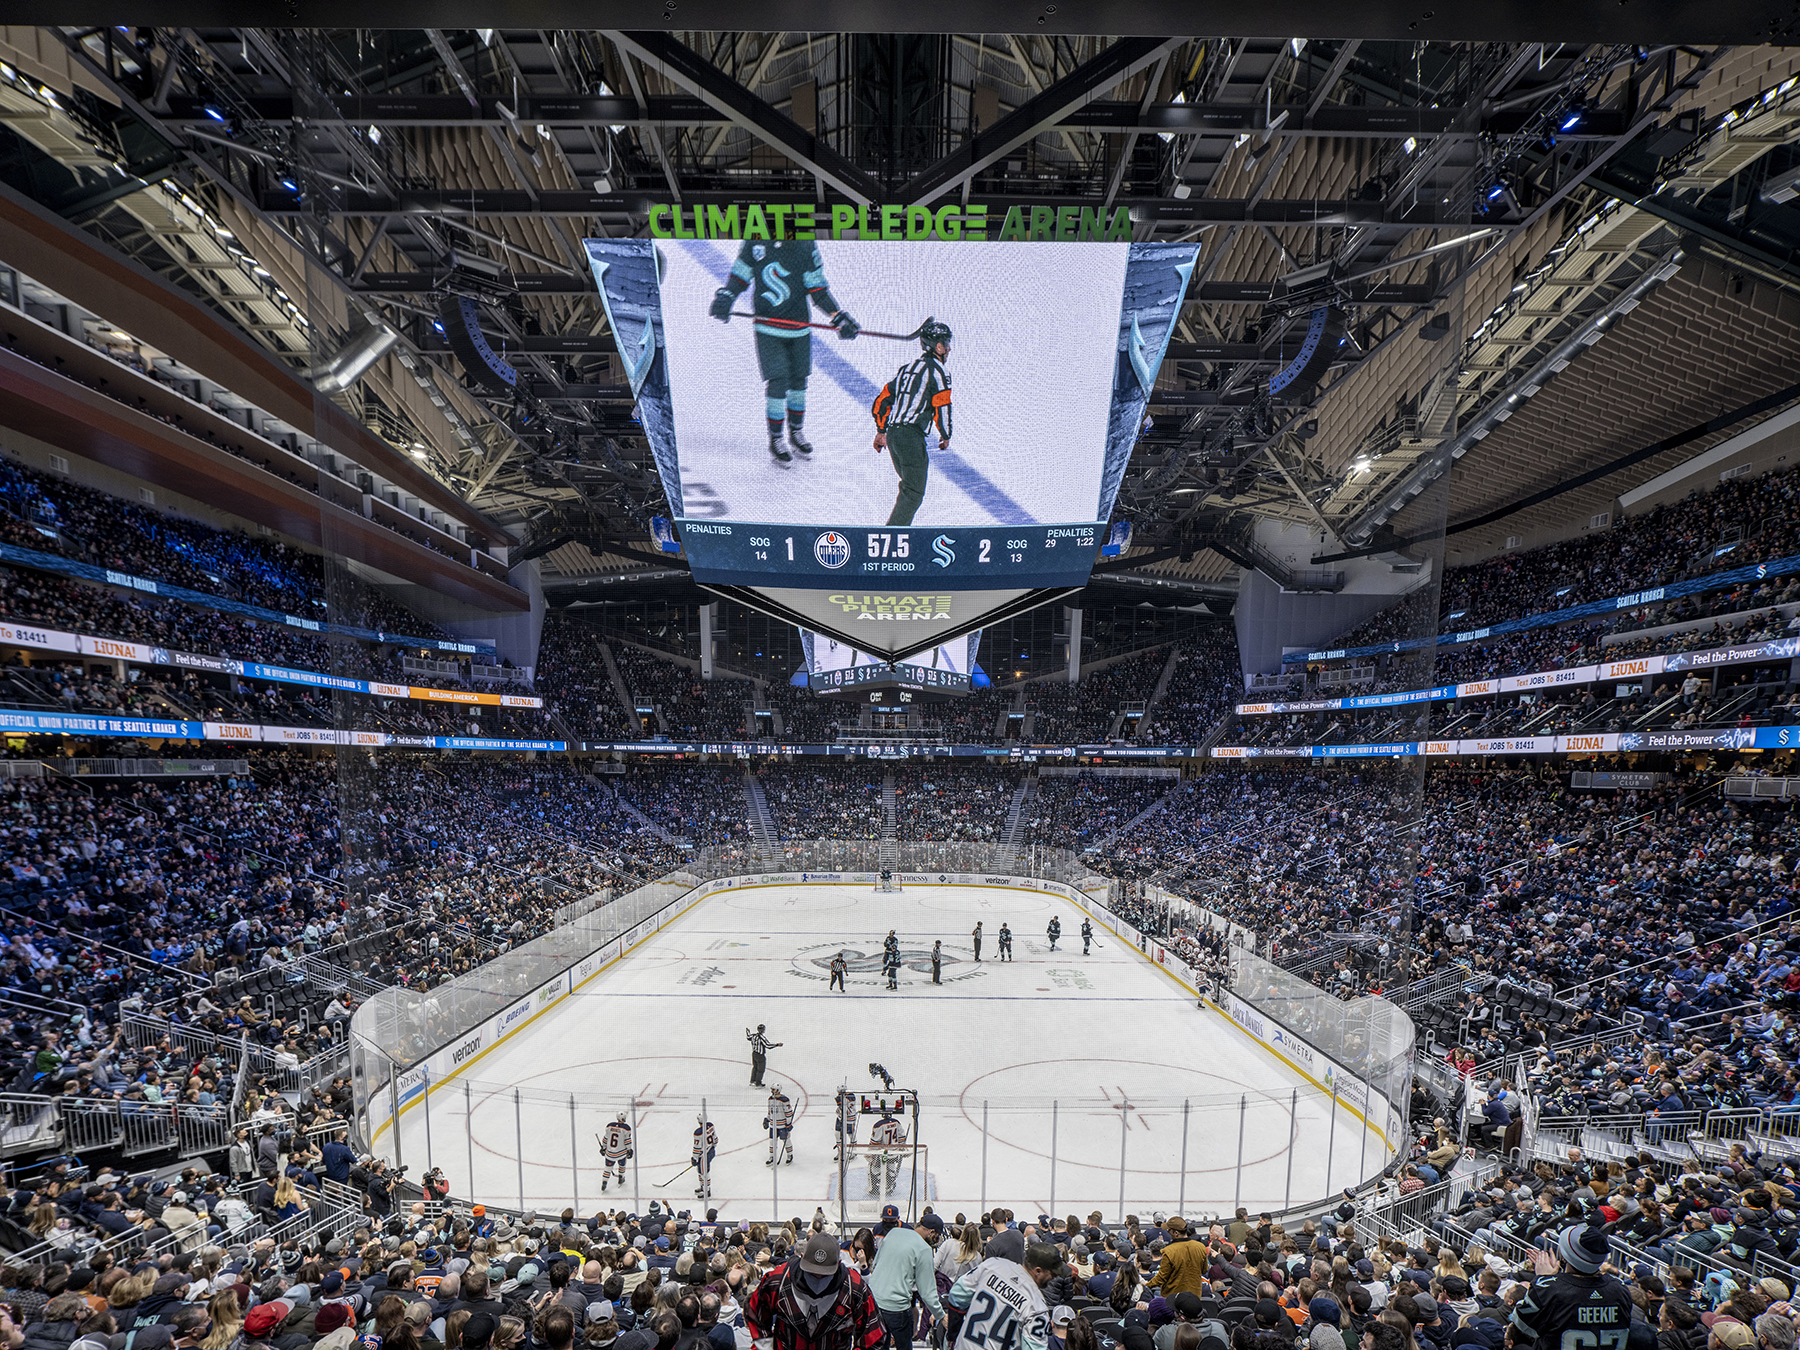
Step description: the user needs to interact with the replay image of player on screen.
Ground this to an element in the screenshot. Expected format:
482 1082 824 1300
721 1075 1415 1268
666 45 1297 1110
806 633 975 676
657 241 1128 530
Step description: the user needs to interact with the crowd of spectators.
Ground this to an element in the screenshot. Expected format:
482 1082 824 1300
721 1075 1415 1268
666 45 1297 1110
1087 761 1800 1115
756 766 886 841
1290 463 1800 721
1028 775 1179 852
890 770 1014 843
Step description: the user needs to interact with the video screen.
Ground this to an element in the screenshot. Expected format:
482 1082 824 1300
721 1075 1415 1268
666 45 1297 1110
585 238 1200 539
805 631 978 677
655 240 1123 529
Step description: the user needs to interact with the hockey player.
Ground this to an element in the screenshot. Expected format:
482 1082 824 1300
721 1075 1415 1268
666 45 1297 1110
692 1114 717 1201
1047 917 1061 952
600 1112 633 1193
868 1112 906 1198
883 930 900 961
870 319 953 527
834 1094 859 1162
1082 918 1093 955
829 952 848 993
763 1086 795 1167
883 945 901 991
997 924 1013 962
709 241 861 463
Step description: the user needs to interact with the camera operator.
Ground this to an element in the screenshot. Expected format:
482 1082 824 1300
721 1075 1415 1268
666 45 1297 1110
364 1157 399 1218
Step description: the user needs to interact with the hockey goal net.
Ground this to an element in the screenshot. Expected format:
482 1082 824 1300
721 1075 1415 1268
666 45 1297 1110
874 876 903 892
832 1142 932 1224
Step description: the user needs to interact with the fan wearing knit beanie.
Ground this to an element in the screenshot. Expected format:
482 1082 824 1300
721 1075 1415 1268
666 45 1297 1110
1508 1226 1632 1350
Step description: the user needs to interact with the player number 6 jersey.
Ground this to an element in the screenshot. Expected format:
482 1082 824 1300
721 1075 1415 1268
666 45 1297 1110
602 1122 632 1159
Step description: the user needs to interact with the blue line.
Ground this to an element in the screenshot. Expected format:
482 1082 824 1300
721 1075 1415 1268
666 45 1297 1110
691 242 1036 524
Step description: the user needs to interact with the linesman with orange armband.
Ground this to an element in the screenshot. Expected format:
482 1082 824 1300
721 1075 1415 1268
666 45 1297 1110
871 319 953 527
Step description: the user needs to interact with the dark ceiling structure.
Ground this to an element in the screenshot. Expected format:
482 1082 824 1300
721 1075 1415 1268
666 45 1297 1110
5 25 1800 605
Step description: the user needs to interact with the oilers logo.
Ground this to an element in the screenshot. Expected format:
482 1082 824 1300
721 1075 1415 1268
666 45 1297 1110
813 532 852 569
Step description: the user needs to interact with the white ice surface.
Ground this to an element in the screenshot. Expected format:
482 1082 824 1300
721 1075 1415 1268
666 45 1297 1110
393 885 1371 1221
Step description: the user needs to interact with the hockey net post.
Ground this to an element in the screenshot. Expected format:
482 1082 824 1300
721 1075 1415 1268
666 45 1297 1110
836 1142 931 1226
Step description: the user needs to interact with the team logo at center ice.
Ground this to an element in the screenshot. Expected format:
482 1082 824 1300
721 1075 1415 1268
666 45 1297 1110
813 532 852 569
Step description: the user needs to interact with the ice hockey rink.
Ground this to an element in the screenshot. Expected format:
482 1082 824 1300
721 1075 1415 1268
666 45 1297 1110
390 883 1377 1219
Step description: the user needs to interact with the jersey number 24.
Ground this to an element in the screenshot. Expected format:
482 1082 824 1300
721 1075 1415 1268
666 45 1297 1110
962 1291 1042 1350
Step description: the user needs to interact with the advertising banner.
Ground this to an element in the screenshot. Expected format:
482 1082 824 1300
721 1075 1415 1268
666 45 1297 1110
0 615 541 708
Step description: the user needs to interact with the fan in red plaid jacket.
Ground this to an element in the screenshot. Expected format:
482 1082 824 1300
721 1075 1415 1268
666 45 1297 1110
746 1232 886 1350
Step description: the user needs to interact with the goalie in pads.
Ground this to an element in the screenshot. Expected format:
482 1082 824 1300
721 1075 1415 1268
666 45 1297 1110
867 1111 906 1197
600 1113 633 1192
764 1085 795 1167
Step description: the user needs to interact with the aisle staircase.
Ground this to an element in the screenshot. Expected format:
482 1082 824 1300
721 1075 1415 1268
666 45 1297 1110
989 773 1036 870
745 771 782 863
613 786 689 848
1097 778 1187 848
598 642 644 736
1135 647 1183 742
878 769 900 871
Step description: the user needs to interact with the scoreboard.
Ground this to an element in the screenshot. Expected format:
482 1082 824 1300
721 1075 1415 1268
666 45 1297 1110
678 522 1100 589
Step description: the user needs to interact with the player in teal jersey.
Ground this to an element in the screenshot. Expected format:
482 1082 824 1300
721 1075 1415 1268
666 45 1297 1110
709 241 861 463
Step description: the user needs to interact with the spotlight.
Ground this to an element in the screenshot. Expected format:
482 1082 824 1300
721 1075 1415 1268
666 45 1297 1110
1486 183 1507 201
1560 111 1582 132
203 103 227 122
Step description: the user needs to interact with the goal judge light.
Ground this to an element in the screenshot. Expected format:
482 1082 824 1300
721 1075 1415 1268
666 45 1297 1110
583 235 1197 660
859 1094 913 1115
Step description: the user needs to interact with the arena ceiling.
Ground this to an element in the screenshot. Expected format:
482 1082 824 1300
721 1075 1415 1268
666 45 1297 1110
7 28 1800 602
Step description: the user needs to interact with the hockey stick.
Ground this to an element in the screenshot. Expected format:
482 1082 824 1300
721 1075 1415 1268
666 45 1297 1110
654 1162 694 1189
727 312 926 341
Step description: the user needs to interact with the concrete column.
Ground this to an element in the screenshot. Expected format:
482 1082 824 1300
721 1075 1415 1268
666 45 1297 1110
1066 607 1082 684
699 604 716 681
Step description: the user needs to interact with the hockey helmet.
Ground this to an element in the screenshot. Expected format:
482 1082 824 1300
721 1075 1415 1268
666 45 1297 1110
918 317 952 353
616 1113 628 1124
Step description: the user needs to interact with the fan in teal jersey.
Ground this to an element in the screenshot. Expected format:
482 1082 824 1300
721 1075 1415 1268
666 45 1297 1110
709 241 861 463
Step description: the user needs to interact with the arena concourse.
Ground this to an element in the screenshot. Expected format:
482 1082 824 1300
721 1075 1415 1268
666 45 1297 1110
0 18 1795 1350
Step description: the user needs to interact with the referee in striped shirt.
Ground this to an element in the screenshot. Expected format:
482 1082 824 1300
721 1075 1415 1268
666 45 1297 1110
746 1023 781 1086
871 319 953 527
